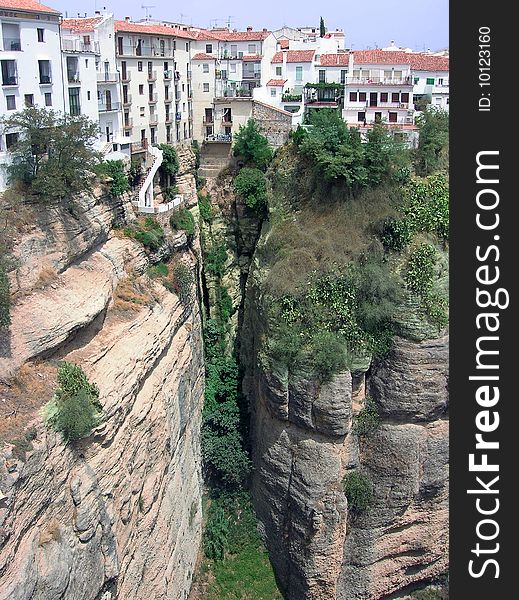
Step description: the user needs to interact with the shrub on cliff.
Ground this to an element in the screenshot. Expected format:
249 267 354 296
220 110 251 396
157 143 179 187
0 259 10 329
170 208 195 237
343 471 374 512
169 262 194 304
233 119 272 171
44 362 102 443
233 168 267 212
124 217 165 251
95 160 130 197
1 107 100 201
353 398 381 436
414 107 449 176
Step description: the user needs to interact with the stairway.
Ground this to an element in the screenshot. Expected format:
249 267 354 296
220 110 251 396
199 142 233 179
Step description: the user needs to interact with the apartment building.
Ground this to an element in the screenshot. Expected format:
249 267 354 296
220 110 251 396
114 19 196 154
190 27 270 142
409 54 449 111
0 0 64 189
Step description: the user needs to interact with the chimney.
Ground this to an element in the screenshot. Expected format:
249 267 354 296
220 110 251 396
246 26 253 31
263 28 267 32
125 16 130 22
95 10 100 15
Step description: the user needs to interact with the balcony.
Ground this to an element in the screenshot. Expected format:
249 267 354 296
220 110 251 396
67 72 80 84
2 75 18 87
121 72 131 83
39 76 52 85
148 92 158 104
243 72 261 80
119 44 173 58
165 114 173 124
175 112 182 121
203 116 214 125
164 69 173 80
346 76 412 86
2 38 21 51
222 118 233 125
345 101 411 110
97 72 120 84
62 38 100 54
281 93 302 102
187 70 192 81
174 71 181 81
123 118 133 129
123 93 132 106
147 70 157 82
131 140 148 153
164 96 173 104
215 87 252 99
149 114 158 125
98 101 121 112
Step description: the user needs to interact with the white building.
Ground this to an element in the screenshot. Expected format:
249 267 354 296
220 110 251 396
0 0 64 189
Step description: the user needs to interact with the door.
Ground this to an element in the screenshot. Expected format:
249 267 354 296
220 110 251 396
105 90 112 111
369 92 377 107
105 126 111 142
104 61 109 82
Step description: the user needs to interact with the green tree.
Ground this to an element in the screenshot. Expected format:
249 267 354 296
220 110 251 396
319 16 326 37
157 143 179 186
170 208 195 236
233 167 267 211
364 122 409 187
96 160 130 197
233 119 273 171
1 107 100 201
414 107 449 175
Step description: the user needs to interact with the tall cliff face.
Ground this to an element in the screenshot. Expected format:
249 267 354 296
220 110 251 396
0 153 204 600
242 263 448 600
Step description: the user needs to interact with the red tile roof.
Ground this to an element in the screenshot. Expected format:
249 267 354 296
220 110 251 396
279 39 289 49
242 54 262 61
271 50 315 64
197 29 270 41
319 53 350 66
61 17 103 32
0 0 59 13
267 79 287 86
192 52 216 61
114 20 199 40
352 49 449 71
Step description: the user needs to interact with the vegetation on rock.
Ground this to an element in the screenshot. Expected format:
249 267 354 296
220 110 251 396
124 217 165 251
233 119 273 171
170 208 195 237
95 160 130 197
233 167 268 212
353 398 381 436
414 107 449 175
343 471 374 512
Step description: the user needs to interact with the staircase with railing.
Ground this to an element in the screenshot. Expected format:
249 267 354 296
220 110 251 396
133 145 163 210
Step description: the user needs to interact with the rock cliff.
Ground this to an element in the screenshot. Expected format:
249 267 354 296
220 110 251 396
0 153 204 600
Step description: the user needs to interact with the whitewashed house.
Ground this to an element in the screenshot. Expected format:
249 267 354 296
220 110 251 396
0 0 64 190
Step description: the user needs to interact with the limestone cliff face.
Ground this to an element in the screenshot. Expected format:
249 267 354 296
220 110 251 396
0 155 204 600
242 260 449 600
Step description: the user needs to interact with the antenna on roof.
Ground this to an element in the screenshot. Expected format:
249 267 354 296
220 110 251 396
141 4 155 21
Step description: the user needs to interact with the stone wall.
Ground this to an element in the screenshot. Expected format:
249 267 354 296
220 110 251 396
252 101 293 147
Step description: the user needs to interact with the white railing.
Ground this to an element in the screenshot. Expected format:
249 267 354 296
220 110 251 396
62 38 100 54
136 195 184 214
138 145 163 208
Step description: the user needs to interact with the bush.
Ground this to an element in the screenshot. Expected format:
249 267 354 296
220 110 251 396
198 191 213 223
157 144 179 179
204 500 231 560
170 208 195 236
343 471 373 512
148 262 169 278
405 244 437 296
309 330 348 383
0 260 10 329
233 119 273 171
233 168 267 212
414 107 449 176
205 244 227 277
353 398 381 436
96 160 130 197
381 217 412 251
217 286 233 323
44 362 102 443
170 262 193 304
124 217 165 251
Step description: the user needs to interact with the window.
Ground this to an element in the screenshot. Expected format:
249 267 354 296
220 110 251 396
230 44 237 57
166 125 171 142
2 23 21 51
248 44 257 54
68 88 80 115
37 28 45 42
85 58 88 68
401 92 409 103
206 44 213 53
150 127 156 144
276 66 282 76
295 66 303 81
203 63 209 73
438 78 444 86
270 88 277 96
186 42 189 51
38 60 51 84
87 91 91 100
66 56 79 82
426 77 435 85
44 92 52 106
374 112 382 123
6 94 16 110
5 132 19 150
318 70 325 83
357 111 366 122
140 106 145 116
388 111 397 122
446 98 450 105
203 82 209 92
24 94 34 107
358 92 366 102
139 84 144 95
138 61 143 72
1 60 17 85
391 92 399 103
349 92 357 102
230 63 236 73
380 92 388 103
340 70 347 84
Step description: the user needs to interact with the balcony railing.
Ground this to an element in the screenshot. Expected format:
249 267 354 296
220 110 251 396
118 44 174 58
203 117 214 124
121 72 131 82
148 92 158 103
215 87 252 99
164 96 172 104
39 76 52 85
2 38 21 51
149 115 158 125
164 69 173 80
67 72 80 83
175 112 182 121
62 38 100 53
147 70 157 81
345 101 411 110
346 76 412 86
123 93 132 106
2 75 18 86
243 72 261 80
205 133 232 143
123 118 133 129
187 70 192 80
282 94 302 102
222 118 233 125
165 114 173 124
97 72 120 83
98 101 121 112
174 71 181 81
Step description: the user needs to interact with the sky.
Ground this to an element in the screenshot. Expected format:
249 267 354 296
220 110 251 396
51 0 449 52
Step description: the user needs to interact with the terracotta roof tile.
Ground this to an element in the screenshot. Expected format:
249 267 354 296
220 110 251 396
279 39 289 49
266 79 287 86
192 52 215 61
319 53 350 66
61 17 103 32
352 49 449 71
242 54 262 61
197 29 270 41
0 0 59 13
114 20 199 40
271 50 315 64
